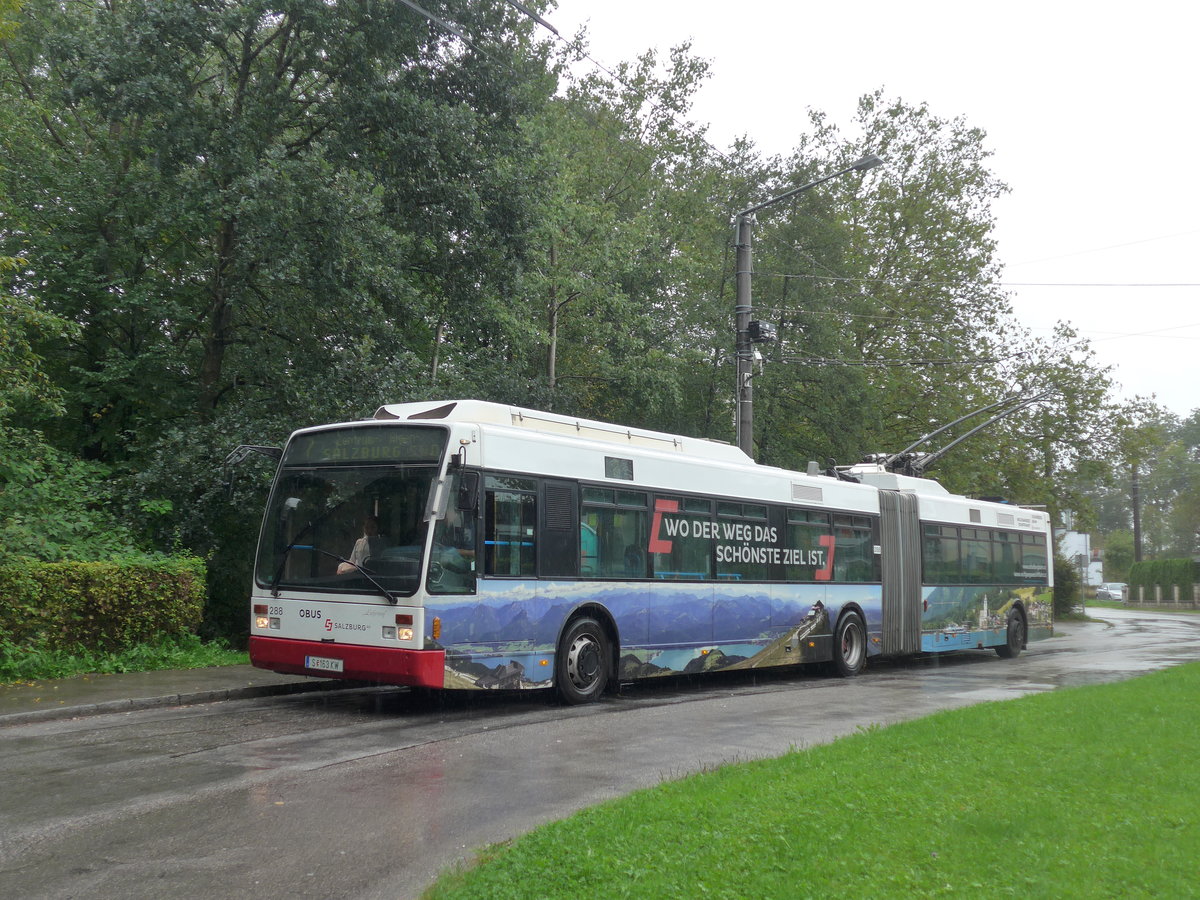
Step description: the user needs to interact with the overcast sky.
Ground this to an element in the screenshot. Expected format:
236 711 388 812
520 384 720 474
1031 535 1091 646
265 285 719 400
545 0 1199 419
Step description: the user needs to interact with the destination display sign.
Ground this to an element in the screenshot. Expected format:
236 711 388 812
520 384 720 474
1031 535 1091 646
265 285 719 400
284 425 447 465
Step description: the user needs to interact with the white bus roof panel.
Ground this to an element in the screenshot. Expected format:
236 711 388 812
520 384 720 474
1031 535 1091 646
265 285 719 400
374 399 751 464
362 399 1041 526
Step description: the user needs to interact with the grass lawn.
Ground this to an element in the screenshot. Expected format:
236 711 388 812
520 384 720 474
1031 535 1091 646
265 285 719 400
427 662 1200 899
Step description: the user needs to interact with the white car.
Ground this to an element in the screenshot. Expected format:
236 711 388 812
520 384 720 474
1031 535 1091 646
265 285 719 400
1096 582 1127 602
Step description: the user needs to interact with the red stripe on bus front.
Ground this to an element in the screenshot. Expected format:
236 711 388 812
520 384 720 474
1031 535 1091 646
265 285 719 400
249 636 444 688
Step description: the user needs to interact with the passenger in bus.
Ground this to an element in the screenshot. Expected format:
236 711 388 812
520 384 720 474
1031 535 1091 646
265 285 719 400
337 515 387 574
623 544 646 577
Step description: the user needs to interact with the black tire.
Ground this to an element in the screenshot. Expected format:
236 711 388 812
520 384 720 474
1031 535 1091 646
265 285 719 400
555 616 610 704
995 609 1026 658
832 611 867 677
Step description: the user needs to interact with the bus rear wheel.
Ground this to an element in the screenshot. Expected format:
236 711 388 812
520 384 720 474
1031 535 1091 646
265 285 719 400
996 610 1025 658
833 611 867 677
556 616 609 705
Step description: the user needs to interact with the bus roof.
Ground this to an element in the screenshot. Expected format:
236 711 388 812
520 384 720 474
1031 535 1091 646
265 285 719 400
373 399 752 465
358 399 1048 532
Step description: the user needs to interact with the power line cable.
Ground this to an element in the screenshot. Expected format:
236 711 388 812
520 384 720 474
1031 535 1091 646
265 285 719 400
395 0 481 51
780 354 1004 368
1007 227 1200 268
754 271 1200 289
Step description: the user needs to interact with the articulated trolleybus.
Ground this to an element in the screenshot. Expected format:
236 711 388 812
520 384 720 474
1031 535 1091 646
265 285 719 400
250 400 1052 703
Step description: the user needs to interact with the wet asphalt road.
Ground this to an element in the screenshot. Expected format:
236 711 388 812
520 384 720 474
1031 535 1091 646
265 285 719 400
3 608 1198 899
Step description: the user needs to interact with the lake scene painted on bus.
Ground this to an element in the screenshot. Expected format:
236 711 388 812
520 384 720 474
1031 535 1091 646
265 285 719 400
919 584 1054 652
427 580 883 691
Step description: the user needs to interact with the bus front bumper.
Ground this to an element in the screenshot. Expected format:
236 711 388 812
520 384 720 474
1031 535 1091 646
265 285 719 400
249 636 445 688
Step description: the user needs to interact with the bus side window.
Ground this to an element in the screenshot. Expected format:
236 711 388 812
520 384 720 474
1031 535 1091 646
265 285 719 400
961 529 992 585
783 509 832 582
833 514 878 583
580 488 649 578
484 481 537 577
994 532 1017 581
923 525 959 585
650 495 712 580
715 501 771 581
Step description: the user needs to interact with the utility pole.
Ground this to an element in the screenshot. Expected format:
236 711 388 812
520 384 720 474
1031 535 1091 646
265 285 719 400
733 153 883 458
1131 461 1143 562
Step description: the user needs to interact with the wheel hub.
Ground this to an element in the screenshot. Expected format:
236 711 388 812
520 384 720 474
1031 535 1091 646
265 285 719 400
566 634 601 689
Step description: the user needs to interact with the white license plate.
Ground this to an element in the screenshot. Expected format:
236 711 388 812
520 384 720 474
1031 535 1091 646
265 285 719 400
304 655 344 673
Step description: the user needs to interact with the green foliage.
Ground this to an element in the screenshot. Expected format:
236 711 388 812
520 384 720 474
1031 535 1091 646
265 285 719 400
428 663 1200 899
1 256 145 561
0 631 246 683
1102 530 1135 582
128 412 288 640
0 0 556 636
0 428 142 561
2 1 1191 644
1086 402 1200 562
1052 553 1080 617
0 557 205 652
1129 557 1197 602
0 256 70 422
0 0 18 40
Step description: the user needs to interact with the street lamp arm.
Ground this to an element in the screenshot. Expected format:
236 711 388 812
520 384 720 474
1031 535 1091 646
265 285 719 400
735 153 884 219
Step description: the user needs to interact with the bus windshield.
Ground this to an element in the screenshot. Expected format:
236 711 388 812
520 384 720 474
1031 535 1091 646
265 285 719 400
255 425 447 599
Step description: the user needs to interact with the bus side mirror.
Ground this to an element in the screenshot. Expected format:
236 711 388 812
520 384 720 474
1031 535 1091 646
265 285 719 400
457 472 479 512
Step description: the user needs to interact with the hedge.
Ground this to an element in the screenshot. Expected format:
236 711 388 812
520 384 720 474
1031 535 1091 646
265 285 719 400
1128 558 1199 602
0 556 206 653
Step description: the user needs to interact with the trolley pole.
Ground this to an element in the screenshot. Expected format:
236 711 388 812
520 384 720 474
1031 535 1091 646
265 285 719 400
733 152 883 459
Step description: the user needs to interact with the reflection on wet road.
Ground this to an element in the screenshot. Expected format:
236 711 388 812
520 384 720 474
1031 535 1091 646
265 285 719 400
2 609 1197 899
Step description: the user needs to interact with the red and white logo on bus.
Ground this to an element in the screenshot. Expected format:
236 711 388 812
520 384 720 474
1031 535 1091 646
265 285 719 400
648 498 680 554
814 535 835 581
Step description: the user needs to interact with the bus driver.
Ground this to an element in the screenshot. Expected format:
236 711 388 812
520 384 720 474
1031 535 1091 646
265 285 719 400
337 515 386 574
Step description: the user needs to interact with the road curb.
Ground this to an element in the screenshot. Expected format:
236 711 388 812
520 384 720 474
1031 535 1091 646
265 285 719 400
0 678 346 728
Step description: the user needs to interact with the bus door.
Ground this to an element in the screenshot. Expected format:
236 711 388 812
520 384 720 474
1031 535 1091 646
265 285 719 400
878 490 922 655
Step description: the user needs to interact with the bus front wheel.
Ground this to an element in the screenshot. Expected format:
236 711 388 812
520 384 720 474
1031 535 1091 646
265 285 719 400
833 611 867 677
996 610 1025 659
556 617 610 705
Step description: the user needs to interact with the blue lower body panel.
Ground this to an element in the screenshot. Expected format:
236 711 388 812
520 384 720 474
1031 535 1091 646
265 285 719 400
427 580 883 690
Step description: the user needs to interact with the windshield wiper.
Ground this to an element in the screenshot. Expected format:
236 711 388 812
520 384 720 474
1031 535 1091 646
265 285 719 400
270 544 398 605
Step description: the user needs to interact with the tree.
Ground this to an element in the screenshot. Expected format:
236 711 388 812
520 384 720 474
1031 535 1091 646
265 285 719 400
1 0 555 454
1053 553 1081 618
0 256 137 559
1 0 559 627
1102 531 1135 583
516 43 733 430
